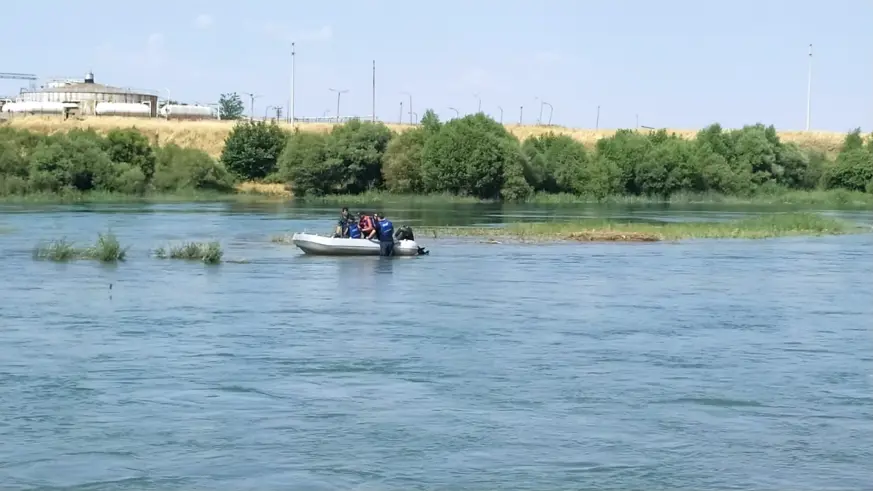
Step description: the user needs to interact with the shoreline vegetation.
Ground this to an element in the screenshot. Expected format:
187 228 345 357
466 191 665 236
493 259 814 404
2 114 872 208
269 213 868 244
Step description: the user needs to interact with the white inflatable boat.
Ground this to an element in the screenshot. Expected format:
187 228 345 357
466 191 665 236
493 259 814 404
290 232 428 256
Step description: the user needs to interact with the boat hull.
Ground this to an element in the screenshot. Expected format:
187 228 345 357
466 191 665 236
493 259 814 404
291 233 425 256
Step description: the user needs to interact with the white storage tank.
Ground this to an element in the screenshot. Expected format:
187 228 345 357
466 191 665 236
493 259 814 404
160 104 217 120
1 101 65 114
96 102 152 117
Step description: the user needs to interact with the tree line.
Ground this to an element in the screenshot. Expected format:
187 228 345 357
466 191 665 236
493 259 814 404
222 110 873 199
0 127 234 196
2 110 872 199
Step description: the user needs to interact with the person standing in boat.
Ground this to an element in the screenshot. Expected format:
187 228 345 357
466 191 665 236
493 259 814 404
335 207 352 238
374 212 395 257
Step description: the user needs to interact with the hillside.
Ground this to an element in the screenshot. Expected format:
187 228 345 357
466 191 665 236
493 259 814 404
4 115 849 158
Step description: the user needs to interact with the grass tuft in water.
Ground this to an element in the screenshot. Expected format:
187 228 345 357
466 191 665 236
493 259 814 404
33 233 128 262
155 241 223 264
80 233 128 262
33 238 80 261
418 212 866 243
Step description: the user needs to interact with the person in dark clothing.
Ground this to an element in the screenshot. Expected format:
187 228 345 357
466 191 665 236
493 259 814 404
335 207 352 237
374 212 395 257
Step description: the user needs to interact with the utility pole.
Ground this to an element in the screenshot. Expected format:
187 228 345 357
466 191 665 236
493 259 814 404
498 106 503 124
399 101 403 124
329 88 349 123
371 60 376 123
474 93 481 113
243 92 260 120
290 42 296 125
806 43 813 131
596 105 600 130
519 105 523 125
402 92 413 124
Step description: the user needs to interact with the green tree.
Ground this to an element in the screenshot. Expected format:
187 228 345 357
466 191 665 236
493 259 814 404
220 120 288 180
825 148 873 192
105 128 157 180
382 127 427 193
322 119 393 193
218 92 245 120
154 144 235 192
277 130 333 196
421 113 529 199
521 132 590 193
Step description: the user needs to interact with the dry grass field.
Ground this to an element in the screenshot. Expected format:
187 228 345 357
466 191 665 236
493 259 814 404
4 115 849 158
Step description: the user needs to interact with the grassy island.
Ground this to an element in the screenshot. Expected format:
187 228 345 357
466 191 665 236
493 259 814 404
416 213 866 243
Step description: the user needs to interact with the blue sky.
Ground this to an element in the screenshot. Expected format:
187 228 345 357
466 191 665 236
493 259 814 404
2 0 871 132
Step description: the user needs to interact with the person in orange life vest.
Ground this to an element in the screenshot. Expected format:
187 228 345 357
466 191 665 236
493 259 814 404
359 212 378 239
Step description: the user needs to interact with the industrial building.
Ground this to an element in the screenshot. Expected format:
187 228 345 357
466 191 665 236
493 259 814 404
1 71 217 120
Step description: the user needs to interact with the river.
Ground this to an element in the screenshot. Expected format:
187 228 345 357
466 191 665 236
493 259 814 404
1 201 871 490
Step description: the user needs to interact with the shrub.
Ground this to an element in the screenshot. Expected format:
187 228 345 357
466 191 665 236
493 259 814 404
105 128 157 180
277 130 332 196
220 120 288 180
421 113 529 199
382 127 427 193
154 144 235 192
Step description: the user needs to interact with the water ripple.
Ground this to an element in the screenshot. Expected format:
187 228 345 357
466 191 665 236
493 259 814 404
0 207 871 490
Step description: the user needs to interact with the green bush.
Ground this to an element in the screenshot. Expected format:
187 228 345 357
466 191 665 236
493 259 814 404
420 113 530 199
220 120 288 180
277 130 332 196
105 128 156 180
154 144 235 192
0 126 236 197
382 127 427 193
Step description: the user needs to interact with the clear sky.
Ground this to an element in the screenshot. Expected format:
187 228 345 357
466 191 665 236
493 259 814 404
2 0 871 132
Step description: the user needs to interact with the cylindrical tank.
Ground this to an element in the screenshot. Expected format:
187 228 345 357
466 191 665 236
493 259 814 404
1 101 65 114
160 104 217 120
95 102 151 117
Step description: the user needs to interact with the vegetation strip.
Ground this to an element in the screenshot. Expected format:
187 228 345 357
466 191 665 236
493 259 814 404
416 213 863 242
2 112 871 205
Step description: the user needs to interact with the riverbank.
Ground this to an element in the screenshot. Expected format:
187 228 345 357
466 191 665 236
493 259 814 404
3 187 872 208
4 115 849 158
415 213 867 242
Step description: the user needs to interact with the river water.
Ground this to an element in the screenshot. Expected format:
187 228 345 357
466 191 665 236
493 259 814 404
1 201 871 490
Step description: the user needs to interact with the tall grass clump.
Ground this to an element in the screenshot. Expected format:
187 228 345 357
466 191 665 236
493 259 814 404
32 232 127 262
32 238 79 261
155 241 223 264
80 232 128 262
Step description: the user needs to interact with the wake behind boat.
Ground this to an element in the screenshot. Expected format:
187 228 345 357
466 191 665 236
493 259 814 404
291 232 428 256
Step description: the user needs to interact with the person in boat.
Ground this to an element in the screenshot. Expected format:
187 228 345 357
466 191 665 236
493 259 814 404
335 207 353 238
347 219 362 239
359 212 378 240
374 212 395 257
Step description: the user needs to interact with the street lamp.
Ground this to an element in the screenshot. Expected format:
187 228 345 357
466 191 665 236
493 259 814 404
448 107 459 119
329 88 349 123
473 93 482 113
497 106 503 124
542 101 553 126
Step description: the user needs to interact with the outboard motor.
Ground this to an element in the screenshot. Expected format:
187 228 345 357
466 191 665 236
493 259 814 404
394 225 415 241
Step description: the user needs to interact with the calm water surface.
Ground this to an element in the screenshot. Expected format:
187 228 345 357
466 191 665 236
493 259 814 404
1 202 871 490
